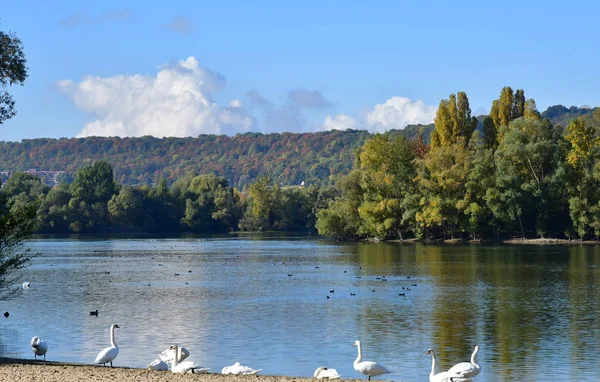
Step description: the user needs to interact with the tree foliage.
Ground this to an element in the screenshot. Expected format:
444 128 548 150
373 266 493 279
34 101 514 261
0 26 28 124
0 181 38 299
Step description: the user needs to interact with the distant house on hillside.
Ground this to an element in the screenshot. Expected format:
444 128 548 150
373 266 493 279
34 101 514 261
0 169 66 187
24 169 65 187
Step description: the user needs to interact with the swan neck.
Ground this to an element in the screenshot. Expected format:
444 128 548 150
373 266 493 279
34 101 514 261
354 343 362 365
430 352 436 377
110 326 117 348
471 347 479 365
172 347 180 368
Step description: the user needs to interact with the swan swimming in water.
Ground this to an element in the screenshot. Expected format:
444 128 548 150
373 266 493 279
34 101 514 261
352 340 391 380
221 362 262 375
314 366 341 379
31 337 48 361
426 349 461 382
447 345 481 378
94 324 119 367
22 282 31 289
170 345 210 374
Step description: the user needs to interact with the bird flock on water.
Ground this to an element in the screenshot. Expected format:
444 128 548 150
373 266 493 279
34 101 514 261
16 262 481 381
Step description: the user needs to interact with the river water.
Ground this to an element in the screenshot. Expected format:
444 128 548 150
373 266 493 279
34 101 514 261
0 236 599 381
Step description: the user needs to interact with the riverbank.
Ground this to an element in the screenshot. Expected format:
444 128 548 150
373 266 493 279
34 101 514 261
0 358 346 382
385 237 600 245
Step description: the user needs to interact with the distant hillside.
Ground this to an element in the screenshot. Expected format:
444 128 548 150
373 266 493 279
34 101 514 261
0 104 594 188
0 127 425 189
542 105 598 127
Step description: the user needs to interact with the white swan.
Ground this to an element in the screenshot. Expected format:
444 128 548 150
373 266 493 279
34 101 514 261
222 362 262 375
352 340 391 380
148 359 168 371
31 337 48 361
23 282 31 289
447 345 480 378
314 366 341 379
94 324 119 367
426 349 460 382
170 345 210 374
159 345 190 364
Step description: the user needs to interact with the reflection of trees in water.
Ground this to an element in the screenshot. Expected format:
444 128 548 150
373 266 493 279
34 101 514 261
567 246 600 379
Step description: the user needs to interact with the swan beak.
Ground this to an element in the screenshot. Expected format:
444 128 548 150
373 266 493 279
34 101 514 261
425 350 431 355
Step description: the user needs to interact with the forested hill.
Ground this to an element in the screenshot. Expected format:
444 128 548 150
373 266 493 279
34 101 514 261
542 105 599 127
0 129 401 189
0 104 591 188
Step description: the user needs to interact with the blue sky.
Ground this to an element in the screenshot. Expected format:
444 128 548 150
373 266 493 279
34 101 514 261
1 0 599 141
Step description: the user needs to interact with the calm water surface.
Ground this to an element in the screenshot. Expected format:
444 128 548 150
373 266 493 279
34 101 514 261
1 236 599 381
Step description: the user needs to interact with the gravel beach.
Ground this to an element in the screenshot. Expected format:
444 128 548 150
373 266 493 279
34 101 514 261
0 358 354 382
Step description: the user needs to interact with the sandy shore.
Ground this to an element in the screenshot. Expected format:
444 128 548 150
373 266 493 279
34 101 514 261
0 358 355 382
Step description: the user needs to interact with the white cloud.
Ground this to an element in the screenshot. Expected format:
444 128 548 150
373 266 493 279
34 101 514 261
365 97 437 132
58 57 255 137
321 96 436 132
229 99 243 108
322 114 362 131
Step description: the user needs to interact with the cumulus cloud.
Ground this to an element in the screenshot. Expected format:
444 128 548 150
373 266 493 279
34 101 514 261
58 57 255 137
163 16 194 35
288 89 332 109
321 96 436 133
322 114 362 131
60 9 133 27
365 97 436 132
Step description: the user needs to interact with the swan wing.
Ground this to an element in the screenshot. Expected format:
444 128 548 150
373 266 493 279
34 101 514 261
355 361 391 376
448 361 478 377
148 359 168 371
172 360 197 374
316 368 341 379
160 346 190 363
432 371 465 382
94 346 119 364
37 340 48 354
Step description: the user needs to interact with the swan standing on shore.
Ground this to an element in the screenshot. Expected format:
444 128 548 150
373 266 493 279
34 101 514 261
170 345 210 374
426 349 460 382
222 362 262 375
352 340 391 380
30 337 48 361
94 324 119 367
447 345 480 378
314 366 341 379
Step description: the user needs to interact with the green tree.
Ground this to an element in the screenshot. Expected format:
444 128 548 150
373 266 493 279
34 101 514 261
0 26 28 124
415 138 473 239
72 161 117 204
108 186 145 229
239 175 281 231
431 92 477 148
356 134 416 239
0 183 37 299
564 116 600 238
492 118 561 237
316 170 363 239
